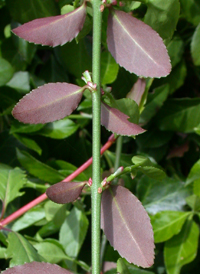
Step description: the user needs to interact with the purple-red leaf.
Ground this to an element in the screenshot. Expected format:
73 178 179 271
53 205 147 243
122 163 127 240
12 83 84 124
101 185 154 267
46 181 86 204
2 262 73 274
12 3 86 47
126 78 146 106
101 102 145 136
107 10 171 78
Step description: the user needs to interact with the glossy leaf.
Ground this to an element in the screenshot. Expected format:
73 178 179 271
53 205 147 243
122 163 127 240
6 71 30 94
12 206 46 232
33 239 69 264
151 211 190 243
0 167 26 210
0 57 14 86
5 232 43 267
167 36 184 67
101 185 154 267
107 10 171 77
186 194 200 211
137 166 166 181
137 176 191 214
191 23 200 66
156 98 200 133
13 133 42 155
46 181 86 204
12 83 84 124
164 219 199 274
59 206 89 257
12 3 86 47
101 51 119 85
126 78 146 107
2 262 73 274
17 149 65 184
101 102 145 136
38 118 79 139
10 121 44 134
144 0 180 40
186 159 200 185
117 258 155 274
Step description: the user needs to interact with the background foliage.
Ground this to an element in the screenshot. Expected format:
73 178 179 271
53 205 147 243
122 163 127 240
0 0 200 273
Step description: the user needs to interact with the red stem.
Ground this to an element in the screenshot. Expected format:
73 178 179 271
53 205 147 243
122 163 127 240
0 134 116 228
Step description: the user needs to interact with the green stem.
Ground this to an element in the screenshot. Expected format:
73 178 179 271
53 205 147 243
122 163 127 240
114 136 123 172
91 0 102 273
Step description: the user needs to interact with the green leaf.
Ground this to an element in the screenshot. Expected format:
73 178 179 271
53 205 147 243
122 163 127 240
131 155 150 165
137 166 166 181
38 118 79 139
110 98 140 124
180 0 200 26
17 149 65 184
164 219 199 274
191 23 200 66
139 85 169 124
0 167 26 210
144 0 180 40
12 206 46 232
0 57 14 86
5 232 43 267
186 158 200 185
167 36 184 67
0 247 6 259
6 0 58 23
117 258 155 274
33 239 69 264
186 194 200 211
10 120 44 134
137 176 191 214
156 98 200 133
54 39 91 78
151 211 190 243
193 178 200 197
156 60 187 94
6 71 30 94
13 133 42 155
44 200 67 221
101 51 119 85
1 36 36 71
59 206 89 258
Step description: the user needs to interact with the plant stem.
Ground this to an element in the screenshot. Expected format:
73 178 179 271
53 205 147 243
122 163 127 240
91 0 102 273
114 136 123 172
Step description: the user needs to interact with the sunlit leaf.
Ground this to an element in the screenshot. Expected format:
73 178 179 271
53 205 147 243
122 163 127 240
101 185 154 267
137 176 191 214
101 102 145 136
12 3 86 47
46 181 86 204
59 206 89 258
107 10 171 77
5 232 43 267
164 219 199 274
151 211 190 243
12 83 84 124
0 167 26 210
186 158 200 186
2 261 73 274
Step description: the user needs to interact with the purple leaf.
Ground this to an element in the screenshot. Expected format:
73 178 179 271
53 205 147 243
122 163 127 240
12 83 84 124
107 10 171 78
101 185 154 267
12 3 86 47
46 181 86 204
101 102 145 136
126 78 146 106
2 262 73 274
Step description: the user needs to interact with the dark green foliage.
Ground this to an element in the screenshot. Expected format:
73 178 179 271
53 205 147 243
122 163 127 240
0 1 200 274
